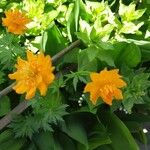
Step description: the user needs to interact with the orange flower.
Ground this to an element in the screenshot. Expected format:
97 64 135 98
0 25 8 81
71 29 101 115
2 9 30 35
9 51 55 99
84 68 126 105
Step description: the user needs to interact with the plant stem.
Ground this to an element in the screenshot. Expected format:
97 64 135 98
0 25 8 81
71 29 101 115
0 101 28 130
0 83 15 100
0 40 81 130
52 39 81 63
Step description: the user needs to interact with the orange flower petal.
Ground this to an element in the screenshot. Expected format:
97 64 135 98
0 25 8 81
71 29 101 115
26 87 36 100
84 68 127 105
9 51 55 100
2 9 30 35
38 83 47 96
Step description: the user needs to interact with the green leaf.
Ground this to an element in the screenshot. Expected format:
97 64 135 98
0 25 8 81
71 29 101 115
67 0 79 41
62 115 88 149
119 21 144 34
76 31 90 45
95 145 113 150
78 49 98 71
99 111 140 150
0 96 10 117
0 130 12 144
88 123 111 150
119 2 146 22
124 39 150 62
0 71 5 85
0 138 25 150
117 43 141 68
86 46 99 62
33 132 55 150
0 33 25 70
57 132 76 150
26 142 38 150
97 49 115 67
73 76 78 91
123 72 150 113
85 44 115 67
122 113 150 123
62 47 79 63
10 91 68 138
42 24 67 56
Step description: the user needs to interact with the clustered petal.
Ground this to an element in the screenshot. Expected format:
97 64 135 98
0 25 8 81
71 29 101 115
2 9 30 35
84 68 127 105
9 51 55 100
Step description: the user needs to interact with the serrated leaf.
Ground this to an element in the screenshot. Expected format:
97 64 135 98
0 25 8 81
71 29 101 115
0 33 25 70
123 72 150 113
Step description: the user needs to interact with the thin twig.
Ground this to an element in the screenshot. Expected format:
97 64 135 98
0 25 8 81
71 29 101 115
0 40 81 130
0 101 28 130
52 39 81 63
0 83 15 100
0 40 81 101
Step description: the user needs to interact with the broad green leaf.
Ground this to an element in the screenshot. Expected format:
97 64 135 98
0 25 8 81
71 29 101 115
124 121 142 133
99 111 140 150
67 0 79 41
33 132 55 150
0 138 25 150
78 49 98 71
67 0 91 41
86 46 99 62
26 142 38 150
76 31 90 45
122 113 150 123
62 47 79 63
97 49 115 67
95 145 113 150
0 96 10 117
88 123 111 150
78 0 92 22
0 130 12 144
117 43 141 68
0 71 5 85
41 24 67 56
57 132 76 150
62 115 88 149
124 39 150 62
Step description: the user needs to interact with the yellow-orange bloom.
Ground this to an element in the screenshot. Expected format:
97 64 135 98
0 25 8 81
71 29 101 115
9 51 55 100
84 68 127 105
2 9 30 35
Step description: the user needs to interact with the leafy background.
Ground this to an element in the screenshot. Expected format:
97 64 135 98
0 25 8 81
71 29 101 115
0 0 150 150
